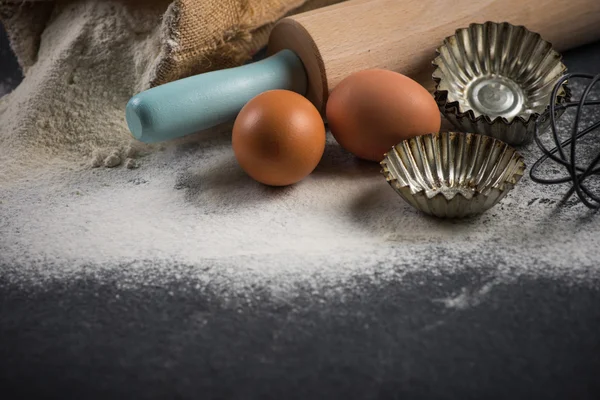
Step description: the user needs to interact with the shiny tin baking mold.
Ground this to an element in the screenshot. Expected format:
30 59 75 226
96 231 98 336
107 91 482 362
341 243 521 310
381 132 525 218
433 22 570 146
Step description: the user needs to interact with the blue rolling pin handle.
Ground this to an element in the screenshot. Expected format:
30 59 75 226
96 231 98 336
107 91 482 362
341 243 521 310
126 49 308 143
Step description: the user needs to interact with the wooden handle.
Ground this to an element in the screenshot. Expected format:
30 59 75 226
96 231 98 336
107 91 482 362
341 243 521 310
268 0 600 113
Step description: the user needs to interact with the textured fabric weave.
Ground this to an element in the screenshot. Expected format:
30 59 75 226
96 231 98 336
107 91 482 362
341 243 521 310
0 0 344 88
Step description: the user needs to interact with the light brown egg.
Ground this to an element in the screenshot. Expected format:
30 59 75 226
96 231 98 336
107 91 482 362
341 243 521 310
232 90 326 186
326 69 441 162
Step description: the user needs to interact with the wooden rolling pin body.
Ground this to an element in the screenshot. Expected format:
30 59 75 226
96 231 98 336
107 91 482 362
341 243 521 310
268 0 600 113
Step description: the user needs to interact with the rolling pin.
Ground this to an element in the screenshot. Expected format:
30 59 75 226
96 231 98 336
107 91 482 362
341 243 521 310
126 0 600 143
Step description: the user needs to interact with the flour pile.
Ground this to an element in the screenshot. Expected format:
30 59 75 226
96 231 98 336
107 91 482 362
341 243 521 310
0 1 166 183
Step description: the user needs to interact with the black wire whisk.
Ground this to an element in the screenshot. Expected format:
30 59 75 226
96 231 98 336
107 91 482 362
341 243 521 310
530 73 600 209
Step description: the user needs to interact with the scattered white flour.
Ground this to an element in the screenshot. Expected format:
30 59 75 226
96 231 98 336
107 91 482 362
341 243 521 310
436 280 502 310
1 127 599 297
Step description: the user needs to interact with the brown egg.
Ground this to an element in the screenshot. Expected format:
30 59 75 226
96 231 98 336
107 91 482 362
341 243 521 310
326 69 441 162
232 90 326 186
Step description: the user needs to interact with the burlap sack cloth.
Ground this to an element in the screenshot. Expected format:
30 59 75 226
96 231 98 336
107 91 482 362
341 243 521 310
0 0 343 88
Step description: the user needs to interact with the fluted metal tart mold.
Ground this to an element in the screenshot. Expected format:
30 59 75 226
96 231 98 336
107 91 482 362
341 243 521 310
381 132 525 218
432 21 570 145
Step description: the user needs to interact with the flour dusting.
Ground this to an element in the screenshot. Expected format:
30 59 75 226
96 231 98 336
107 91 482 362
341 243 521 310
436 280 502 310
2 125 599 297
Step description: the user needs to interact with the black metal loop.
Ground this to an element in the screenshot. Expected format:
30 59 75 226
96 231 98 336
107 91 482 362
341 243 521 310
530 73 600 209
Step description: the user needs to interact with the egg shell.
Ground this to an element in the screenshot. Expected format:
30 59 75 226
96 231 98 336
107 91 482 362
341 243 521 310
232 90 326 187
326 69 441 162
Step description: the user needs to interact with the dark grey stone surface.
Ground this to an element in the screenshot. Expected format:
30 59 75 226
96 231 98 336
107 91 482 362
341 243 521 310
0 24 21 96
2 23 600 400
2 269 600 399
